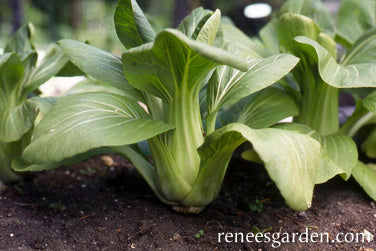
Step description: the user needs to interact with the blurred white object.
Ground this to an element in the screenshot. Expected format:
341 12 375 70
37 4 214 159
39 76 85 97
37 50 84 97
244 3 272 19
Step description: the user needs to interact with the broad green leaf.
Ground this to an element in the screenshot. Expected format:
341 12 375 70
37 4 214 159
23 45 69 95
222 23 267 58
274 123 358 183
207 53 299 115
177 7 212 38
0 98 47 142
277 14 336 58
316 134 358 183
58 39 143 102
114 0 155 49
65 78 130 97
337 0 376 45
277 0 335 36
23 93 174 164
294 36 376 88
219 87 299 129
4 23 35 59
0 53 24 109
260 20 281 55
352 161 376 201
122 29 249 101
182 123 321 211
340 28 376 65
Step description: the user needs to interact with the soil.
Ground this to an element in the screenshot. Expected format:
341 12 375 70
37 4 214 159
0 155 375 250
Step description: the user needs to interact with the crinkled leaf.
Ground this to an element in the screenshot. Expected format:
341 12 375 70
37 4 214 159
194 9 221 45
23 93 174 164
178 7 212 38
207 53 299 115
337 0 376 45
183 123 321 211
294 36 376 88
219 87 299 129
352 161 376 201
58 39 143 102
122 29 249 101
114 0 155 49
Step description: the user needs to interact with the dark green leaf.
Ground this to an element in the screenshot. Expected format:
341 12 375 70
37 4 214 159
114 0 155 49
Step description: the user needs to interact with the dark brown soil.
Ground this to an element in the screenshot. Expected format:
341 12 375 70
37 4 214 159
0 155 375 250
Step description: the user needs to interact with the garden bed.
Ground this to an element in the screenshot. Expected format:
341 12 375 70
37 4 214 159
0 155 375 250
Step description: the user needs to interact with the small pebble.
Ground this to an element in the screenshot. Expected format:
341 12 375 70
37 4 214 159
101 155 115 167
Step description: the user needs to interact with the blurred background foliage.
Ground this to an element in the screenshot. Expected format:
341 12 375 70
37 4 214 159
0 0 337 53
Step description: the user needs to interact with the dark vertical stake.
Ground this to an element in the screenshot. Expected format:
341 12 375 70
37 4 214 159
173 0 190 27
10 0 23 33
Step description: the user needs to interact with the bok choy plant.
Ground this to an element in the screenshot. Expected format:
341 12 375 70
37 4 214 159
21 0 323 213
0 24 70 182
240 0 376 200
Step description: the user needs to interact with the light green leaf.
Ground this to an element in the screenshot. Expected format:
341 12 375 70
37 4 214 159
277 14 336 58
219 87 299 129
316 134 358 183
222 23 267 59
65 78 130 97
340 28 376 65
195 9 221 45
0 98 47 142
24 45 68 94
182 123 321 211
337 0 376 45
114 0 155 49
207 53 299 115
122 29 249 101
23 93 174 164
277 0 335 36
58 39 143 102
274 123 358 184
352 161 376 201
294 36 376 88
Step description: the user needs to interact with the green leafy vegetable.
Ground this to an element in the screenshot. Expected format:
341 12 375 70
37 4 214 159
22 0 319 212
0 24 70 182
